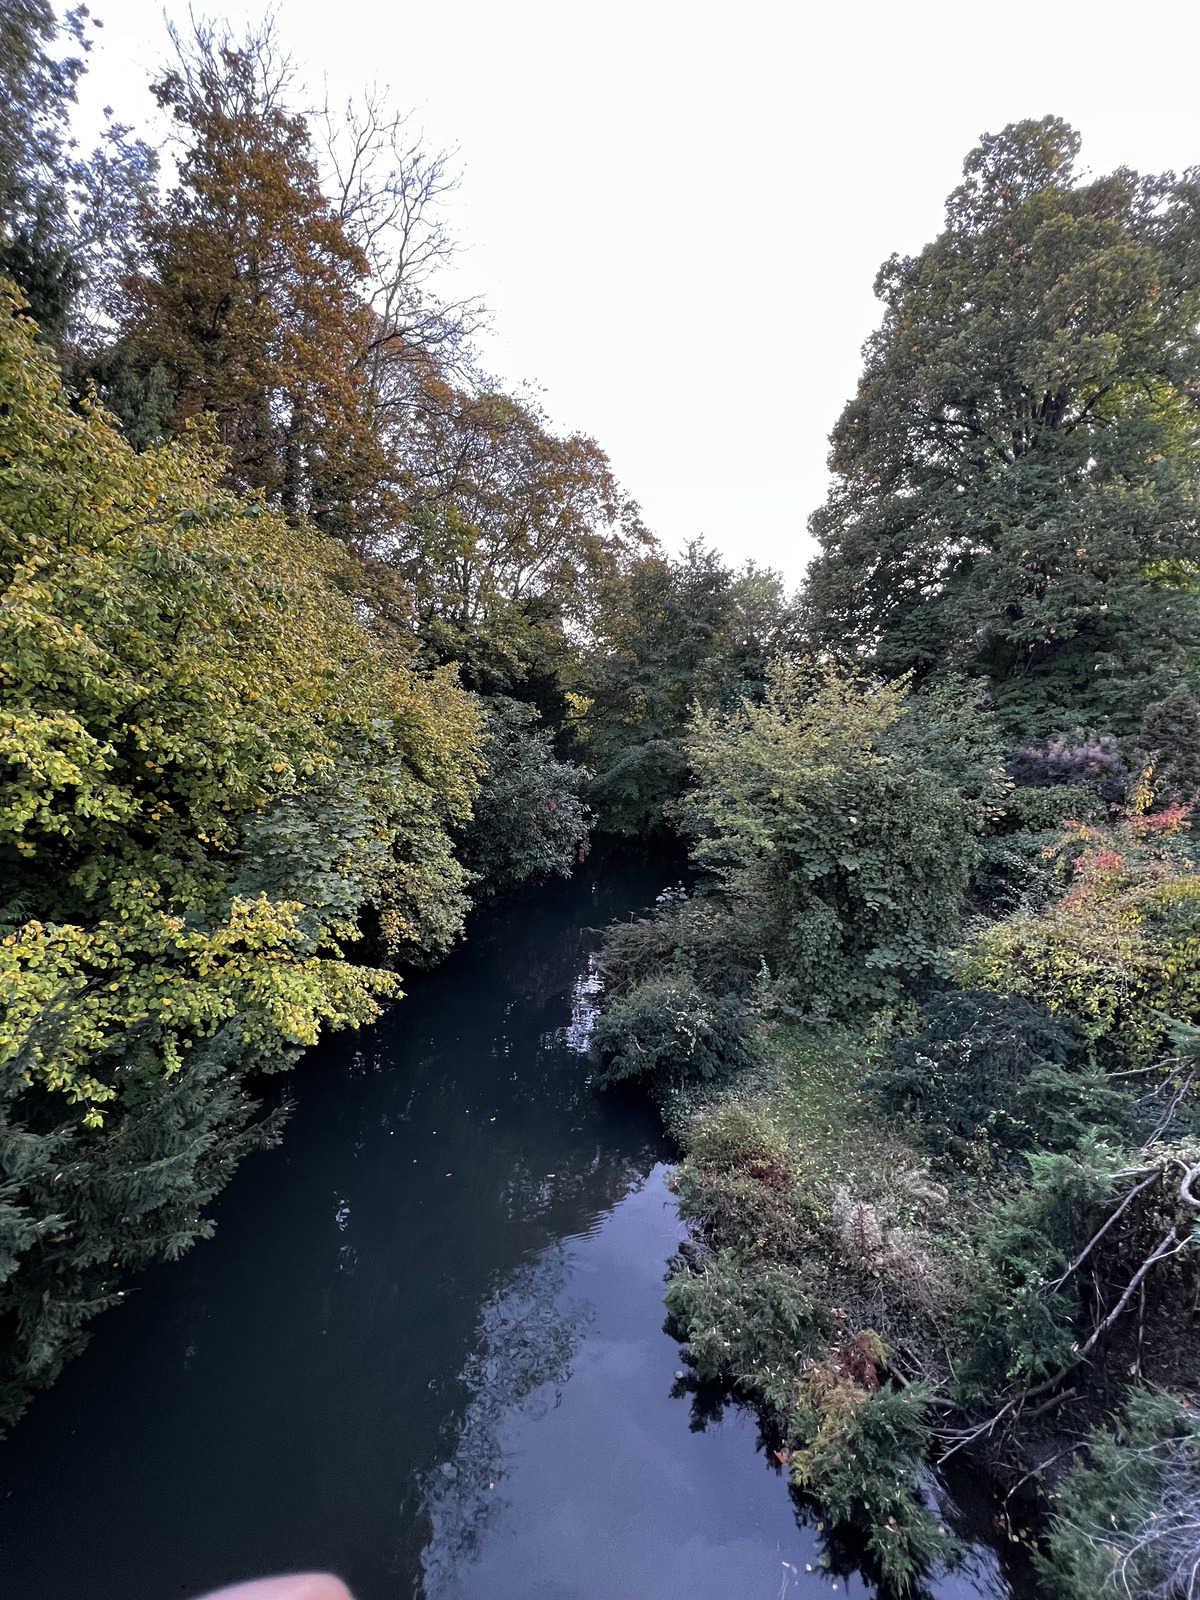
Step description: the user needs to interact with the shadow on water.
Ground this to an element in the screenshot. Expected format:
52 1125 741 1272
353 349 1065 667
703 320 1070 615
0 858 1035 1600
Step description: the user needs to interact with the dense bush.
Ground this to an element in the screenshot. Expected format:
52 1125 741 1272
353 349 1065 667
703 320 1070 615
577 542 798 837
964 811 1200 1069
589 978 756 1098
970 829 1064 914
867 991 1096 1158
683 660 985 1019
955 1141 1119 1398
456 698 587 897
1007 732 1128 802
660 1092 952 1592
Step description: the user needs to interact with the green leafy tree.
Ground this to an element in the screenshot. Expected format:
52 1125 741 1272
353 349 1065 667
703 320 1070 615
392 379 648 709
456 698 587 896
804 117 1200 735
577 542 797 837
0 284 482 1417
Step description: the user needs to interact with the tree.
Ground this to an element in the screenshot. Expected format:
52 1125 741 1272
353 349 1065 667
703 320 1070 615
577 542 797 836
316 91 487 407
0 284 483 1415
456 699 587 895
0 0 85 338
120 21 390 541
804 117 1200 736
391 379 648 703
0 3 156 348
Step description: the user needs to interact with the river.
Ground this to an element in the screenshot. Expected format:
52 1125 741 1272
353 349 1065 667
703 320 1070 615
0 860 1032 1599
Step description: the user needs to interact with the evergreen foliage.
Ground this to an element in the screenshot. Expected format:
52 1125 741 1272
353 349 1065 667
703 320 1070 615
867 990 1085 1158
1039 1389 1200 1598
590 979 757 1097
1140 687 1200 804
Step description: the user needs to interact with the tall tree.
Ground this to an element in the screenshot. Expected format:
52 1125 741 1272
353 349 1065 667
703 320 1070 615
391 378 648 704
0 0 85 338
121 21 390 541
0 3 156 347
577 542 796 836
804 117 1200 735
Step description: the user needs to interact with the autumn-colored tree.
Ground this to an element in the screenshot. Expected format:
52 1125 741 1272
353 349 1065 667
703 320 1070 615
391 376 649 699
0 283 482 1418
120 22 390 542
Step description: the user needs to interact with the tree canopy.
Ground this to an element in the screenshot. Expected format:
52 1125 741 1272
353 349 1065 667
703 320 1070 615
804 117 1200 734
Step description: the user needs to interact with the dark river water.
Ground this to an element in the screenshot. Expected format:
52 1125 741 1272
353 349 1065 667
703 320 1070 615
0 861 1032 1600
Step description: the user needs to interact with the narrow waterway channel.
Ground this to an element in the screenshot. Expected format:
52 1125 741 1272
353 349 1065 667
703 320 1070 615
0 861 1030 1600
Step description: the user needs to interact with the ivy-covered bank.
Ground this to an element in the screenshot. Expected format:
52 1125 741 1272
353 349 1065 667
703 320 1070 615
590 667 1200 1595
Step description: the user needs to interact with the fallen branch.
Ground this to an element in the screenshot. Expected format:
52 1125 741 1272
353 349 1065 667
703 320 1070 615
1043 1170 1162 1297
938 1224 1187 1464
1142 1068 1196 1148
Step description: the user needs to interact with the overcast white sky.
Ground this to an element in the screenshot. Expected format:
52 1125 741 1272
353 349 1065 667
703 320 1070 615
73 0 1200 584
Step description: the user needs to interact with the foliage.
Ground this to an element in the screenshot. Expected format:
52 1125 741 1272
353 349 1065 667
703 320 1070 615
0 1021 283 1427
456 698 587 896
866 990 1103 1159
85 343 175 452
391 381 648 705
963 809 1200 1068
1140 688 1200 804
1039 1388 1200 1599
576 542 797 836
590 978 757 1098
119 21 390 542
682 660 982 1019
970 827 1068 915
1007 732 1128 804
664 1095 949 1591
0 3 158 348
804 117 1200 735
0 287 482 1408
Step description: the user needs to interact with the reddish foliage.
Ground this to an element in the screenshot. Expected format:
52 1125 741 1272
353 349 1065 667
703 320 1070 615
837 1333 881 1393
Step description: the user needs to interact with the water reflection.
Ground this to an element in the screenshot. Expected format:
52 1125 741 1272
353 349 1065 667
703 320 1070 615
422 1246 591 1584
0 860 1030 1600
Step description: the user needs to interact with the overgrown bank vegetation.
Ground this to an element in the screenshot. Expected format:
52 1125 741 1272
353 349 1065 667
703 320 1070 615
588 119 1200 1595
4 9 1200 1594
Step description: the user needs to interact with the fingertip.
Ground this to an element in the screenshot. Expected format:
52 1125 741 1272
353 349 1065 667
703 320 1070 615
198 1575 354 1600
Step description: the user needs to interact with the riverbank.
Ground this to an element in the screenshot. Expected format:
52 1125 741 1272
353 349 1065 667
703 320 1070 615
649 993 1200 1596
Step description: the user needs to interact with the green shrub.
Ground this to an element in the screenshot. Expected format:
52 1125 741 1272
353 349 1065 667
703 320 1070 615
867 991 1127 1160
590 978 757 1097
1039 1388 1200 1599
684 660 984 1022
1140 688 1200 805
957 1141 1119 1399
